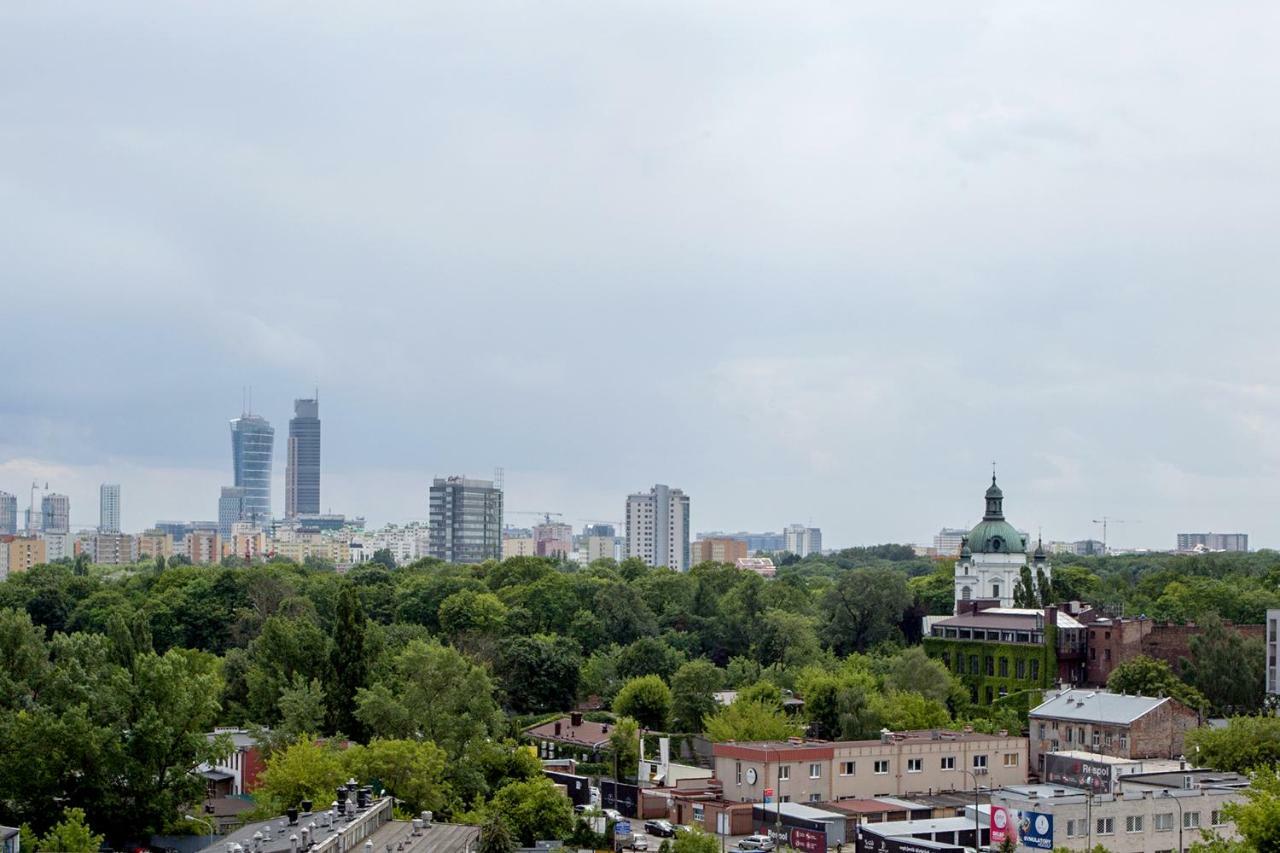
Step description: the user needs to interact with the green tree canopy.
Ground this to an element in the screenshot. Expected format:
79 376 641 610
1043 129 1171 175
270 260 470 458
487 777 574 845
613 675 672 730
1106 655 1206 710
670 659 724 732
1186 716 1280 774
34 808 104 853
703 699 803 742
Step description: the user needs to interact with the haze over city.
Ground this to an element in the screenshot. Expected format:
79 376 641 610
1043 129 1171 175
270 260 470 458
4 2 1280 547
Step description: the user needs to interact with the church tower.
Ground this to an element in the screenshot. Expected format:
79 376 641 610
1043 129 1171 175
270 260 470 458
953 474 1049 612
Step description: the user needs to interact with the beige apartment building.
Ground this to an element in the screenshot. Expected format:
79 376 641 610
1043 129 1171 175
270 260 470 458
137 530 175 560
0 535 46 579
186 530 222 565
692 538 749 565
714 730 1028 803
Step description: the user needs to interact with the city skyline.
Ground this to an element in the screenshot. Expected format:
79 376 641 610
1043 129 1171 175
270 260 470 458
4 4 1280 547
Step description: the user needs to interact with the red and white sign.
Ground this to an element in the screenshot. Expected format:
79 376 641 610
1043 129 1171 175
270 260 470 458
990 805 1012 845
789 828 826 853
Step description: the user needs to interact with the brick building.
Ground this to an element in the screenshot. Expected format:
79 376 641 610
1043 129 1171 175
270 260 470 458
1084 617 1267 686
1027 690 1200 777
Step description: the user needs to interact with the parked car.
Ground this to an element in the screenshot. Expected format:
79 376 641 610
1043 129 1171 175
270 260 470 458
739 835 775 851
603 809 624 822
630 836 648 851
644 820 676 838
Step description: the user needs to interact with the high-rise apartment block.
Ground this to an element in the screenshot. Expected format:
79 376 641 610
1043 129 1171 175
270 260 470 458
582 524 618 562
784 523 823 557
186 530 222 565
933 527 970 557
428 476 503 564
230 412 274 526
137 530 174 560
41 493 70 535
0 535 45 580
534 521 574 558
219 486 248 539
99 483 121 533
691 537 747 565
626 484 690 571
1177 532 1249 552
285 397 321 518
0 492 16 535
86 533 139 565
1267 609 1279 699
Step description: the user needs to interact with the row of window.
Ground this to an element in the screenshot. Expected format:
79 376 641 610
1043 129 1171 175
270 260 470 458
1063 811 1219 837
737 753 1017 783
1039 723 1128 750
943 653 1042 680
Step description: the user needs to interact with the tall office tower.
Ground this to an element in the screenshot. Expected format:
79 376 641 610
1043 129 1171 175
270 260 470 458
41 493 70 535
0 492 16 535
784 524 823 558
230 412 275 526
625 484 691 571
427 476 503 563
99 483 121 533
218 486 248 539
285 397 321 518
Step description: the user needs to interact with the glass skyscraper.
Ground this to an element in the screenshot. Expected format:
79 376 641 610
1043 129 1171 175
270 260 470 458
230 413 274 527
285 397 321 518
0 491 16 535
428 476 503 563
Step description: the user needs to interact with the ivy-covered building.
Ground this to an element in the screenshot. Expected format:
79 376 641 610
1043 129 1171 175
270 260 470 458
924 603 1087 707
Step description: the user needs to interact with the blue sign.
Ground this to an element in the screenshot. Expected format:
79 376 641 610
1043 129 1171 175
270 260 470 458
615 821 632 837
1015 810 1053 850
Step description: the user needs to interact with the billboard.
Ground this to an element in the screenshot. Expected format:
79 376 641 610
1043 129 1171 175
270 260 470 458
789 828 825 853
1043 753 1113 793
989 805 1011 845
1015 811 1053 850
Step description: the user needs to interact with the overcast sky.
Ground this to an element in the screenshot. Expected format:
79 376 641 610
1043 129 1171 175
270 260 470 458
3 1 1280 549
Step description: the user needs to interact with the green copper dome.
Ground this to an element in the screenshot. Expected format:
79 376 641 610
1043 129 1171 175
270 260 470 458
963 473 1027 554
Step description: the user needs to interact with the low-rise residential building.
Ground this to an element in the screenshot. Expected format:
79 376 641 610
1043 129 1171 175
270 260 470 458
991 771 1247 852
137 530 174 560
714 730 1028 804
199 728 265 795
1028 689 1200 777
692 537 749 565
524 712 615 763
736 557 777 577
502 536 537 559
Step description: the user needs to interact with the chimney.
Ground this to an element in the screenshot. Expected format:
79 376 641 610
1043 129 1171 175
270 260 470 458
571 711 584 727
555 721 562 736
287 808 299 826
602 724 609 734
880 728 892 744
1046 605 1058 628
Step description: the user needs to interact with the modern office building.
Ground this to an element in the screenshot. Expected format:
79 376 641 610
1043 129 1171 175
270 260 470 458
691 537 748 565
1267 609 1279 699
626 483 691 571
218 487 248 539
99 483 121 533
230 412 274 526
41 493 70 535
285 397 321 518
1177 532 1249 552
933 527 970 557
784 524 823 557
428 476 503 563
0 492 16 535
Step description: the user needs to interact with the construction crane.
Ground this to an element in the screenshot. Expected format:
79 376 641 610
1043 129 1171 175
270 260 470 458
509 510 565 525
1091 517 1127 554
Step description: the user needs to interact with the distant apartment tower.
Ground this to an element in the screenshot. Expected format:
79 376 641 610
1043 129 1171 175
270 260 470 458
428 476 503 563
0 535 46 580
784 524 823 557
1267 609 1279 699
285 397 321 518
0 492 16 535
626 484 691 571
41 493 70 535
533 521 574 559
691 537 747 565
1177 532 1249 552
87 533 139 566
219 487 248 539
933 527 969 557
230 412 274 526
99 483 121 533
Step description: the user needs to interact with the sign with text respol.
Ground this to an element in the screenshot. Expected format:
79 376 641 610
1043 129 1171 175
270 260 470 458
1043 753 1113 794
1015 811 1053 850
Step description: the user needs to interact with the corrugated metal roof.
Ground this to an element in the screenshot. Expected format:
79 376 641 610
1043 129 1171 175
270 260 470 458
1029 689 1168 724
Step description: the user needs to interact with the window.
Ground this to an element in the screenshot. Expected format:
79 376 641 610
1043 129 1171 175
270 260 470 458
1212 810 1226 826
985 656 995 676
840 761 856 776
1017 660 1027 679
961 586 971 600
808 793 821 803
874 760 889 775
693 804 704 822
992 583 1000 598
1184 812 1200 829
1030 659 1040 679
1104 648 1112 661
1066 728 1074 744
907 758 923 773
1037 724 1046 740
736 762 742 784
969 655 979 675
998 657 1008 677
1065 819 1078 838
973 755 988 770
809 763 821 779
778 766 790 781
1077 727 1086 743
1126 815 1144 833
1096 817 1114 835
1154 812 1174 832
1092 732 1101 748
1050 739 1060 752
940 756 955 770
1003 753 1019 767
1119 735 1129 750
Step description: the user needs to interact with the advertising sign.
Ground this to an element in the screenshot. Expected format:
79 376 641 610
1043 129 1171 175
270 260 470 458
1015 811 1053 850
789 828 825 853
989 805 1011 845
1043 753 1113 793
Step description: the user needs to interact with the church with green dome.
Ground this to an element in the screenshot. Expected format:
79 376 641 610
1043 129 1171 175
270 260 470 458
953 474 1050 612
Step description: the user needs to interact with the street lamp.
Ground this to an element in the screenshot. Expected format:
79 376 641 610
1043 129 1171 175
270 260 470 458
959 771 982 850
1162 790 1184 853
185 814 214 850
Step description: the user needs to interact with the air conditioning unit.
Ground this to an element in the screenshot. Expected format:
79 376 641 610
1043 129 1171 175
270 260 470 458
975 768 989 776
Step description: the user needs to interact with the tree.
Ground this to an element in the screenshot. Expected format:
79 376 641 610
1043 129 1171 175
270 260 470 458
670 659 724 732
479 814 516 853
796 666 880 741
754 609 822 669
1186 716 1280 773
254 737 348 815
488 777 574 845
355 639 501 758
820 567 911 654
609 717 641 782
1106 656 1206 710
329 585 369 739
616 637 686 682
347 738 448 814
497 634 582 714
672 829 720 853
870 690 950 731
883 646 963 706
703 700 802 742
613 675 672 730
1182 616 1266 715
370 548 397 569
34 808 103 853
1220 768 1280 852
439 589 508 642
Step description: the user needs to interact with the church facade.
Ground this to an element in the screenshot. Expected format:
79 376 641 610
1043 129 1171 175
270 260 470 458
953 475 1050 612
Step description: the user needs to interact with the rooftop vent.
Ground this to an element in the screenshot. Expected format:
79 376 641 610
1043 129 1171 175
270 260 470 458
570 711 584 727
